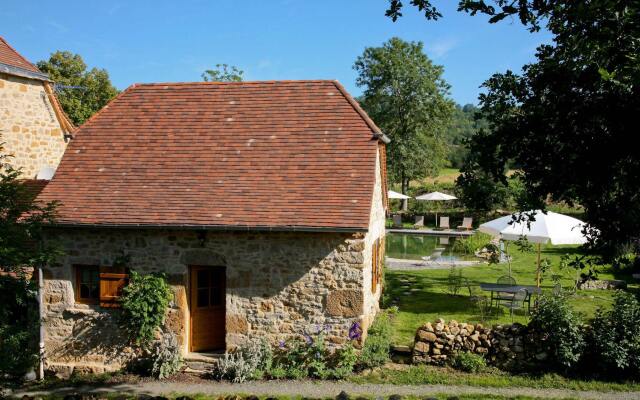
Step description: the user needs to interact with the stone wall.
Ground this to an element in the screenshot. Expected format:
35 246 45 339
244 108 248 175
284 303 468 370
43 228 378 375
360 150 386 334
412 319 548 370
0 73 68 178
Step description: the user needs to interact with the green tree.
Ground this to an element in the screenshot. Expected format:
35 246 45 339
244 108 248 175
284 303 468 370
354 38 454 207
0 145 59 377
37 51 119 126
445 104 487 169
202 64 244 82
389 1 639 250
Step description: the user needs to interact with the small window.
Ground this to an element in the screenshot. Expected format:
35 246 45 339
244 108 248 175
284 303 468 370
75 265 100 304
74 265 129 307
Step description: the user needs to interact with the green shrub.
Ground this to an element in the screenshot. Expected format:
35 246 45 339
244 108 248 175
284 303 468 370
0 274 39 378
330 342 359 379
446 266 464 296
452 352 486 373
358 311 393 370
212 340 272 383
271 333 331 379
588 291 640 376
120 271 172 346
611 241 639 273
452 232 493 254
528 294 585 370
150 332 182 379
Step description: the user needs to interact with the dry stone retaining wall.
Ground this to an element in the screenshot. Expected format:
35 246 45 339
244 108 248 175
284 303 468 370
412 319 547 370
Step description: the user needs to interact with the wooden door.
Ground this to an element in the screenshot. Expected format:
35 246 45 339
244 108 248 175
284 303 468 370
190 266 226 352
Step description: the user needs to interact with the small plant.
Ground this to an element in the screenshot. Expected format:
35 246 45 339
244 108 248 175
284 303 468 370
559 254 600 288
452 352 486 373
120 271 173 346
472 295 490 323
358 312 393 370
330 342 359 379
528 293 585 370
588 291 640 376
212 339 272 383
213 350 256 383
612 241 639 272
446 266 464 296
452 232 493 254
150 332 182 379
514 236 534 253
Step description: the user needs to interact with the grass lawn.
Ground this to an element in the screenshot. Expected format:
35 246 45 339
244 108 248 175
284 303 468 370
350 364 640 392
383 242 638 346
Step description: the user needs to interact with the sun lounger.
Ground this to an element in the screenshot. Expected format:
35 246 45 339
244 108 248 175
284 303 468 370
457 217 473 230
439 216 450 230
392 214 402 227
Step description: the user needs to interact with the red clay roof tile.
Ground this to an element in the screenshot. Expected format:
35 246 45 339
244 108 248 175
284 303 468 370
36 80 382 231
0 36 41 73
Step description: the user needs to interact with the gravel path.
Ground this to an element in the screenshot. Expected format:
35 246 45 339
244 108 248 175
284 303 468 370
11 380 640 400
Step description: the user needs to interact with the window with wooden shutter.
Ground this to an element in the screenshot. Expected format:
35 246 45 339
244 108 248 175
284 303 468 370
99 266 129 308
75 265 100 304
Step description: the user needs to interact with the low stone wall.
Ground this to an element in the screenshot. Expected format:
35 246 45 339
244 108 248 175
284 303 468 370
412 319 547 370
576 279 627 290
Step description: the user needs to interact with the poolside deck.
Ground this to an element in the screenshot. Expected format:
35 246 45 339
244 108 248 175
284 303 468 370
385 257 482 270
386 228 475 237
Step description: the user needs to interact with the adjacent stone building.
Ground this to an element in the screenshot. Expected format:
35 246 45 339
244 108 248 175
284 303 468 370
36 80 389 375
0 36 74 178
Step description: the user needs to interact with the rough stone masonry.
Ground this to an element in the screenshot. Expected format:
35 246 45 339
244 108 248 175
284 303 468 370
43 228 382 376
0 73 68 178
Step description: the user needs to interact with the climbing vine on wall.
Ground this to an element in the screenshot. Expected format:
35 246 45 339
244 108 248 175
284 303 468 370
120 271 172 346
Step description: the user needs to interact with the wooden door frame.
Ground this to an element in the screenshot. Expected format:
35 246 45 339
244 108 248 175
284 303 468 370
188 265 227 353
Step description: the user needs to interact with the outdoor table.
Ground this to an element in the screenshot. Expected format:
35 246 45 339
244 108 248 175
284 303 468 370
479 283 542 312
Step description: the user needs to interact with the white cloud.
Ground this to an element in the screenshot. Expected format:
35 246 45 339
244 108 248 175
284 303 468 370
426 38 458 59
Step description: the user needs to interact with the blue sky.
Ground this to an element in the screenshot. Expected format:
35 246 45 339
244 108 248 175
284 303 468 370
1 0 550 105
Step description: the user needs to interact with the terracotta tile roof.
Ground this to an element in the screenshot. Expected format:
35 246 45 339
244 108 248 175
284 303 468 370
0 36 41 73
37 80 384 231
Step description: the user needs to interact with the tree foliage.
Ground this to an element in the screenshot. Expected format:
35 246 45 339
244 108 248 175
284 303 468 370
445 104 487 169
1 146 59 269
392 1 639 249
467 1 639 249
0 274 39 377
36 51 119 126
354 37 454 197
386 0 556 31
202 64 244 82
1 145 59 377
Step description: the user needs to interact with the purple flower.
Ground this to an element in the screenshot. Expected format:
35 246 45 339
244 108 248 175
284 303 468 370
278 340 286 349
303 333 313 345
348 322 362 341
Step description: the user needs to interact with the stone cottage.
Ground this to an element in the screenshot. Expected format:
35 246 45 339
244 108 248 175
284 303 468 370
0 36 74 178
35 80 389 375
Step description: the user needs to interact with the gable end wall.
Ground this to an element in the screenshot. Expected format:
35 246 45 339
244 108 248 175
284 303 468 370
0 73 68 177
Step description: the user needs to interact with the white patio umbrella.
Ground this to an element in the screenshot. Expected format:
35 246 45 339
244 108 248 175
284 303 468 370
479 210 589 286
388 190 411 200
415 191 457 226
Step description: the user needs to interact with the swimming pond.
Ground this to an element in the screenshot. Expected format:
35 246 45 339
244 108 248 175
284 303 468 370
385 232 478 262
